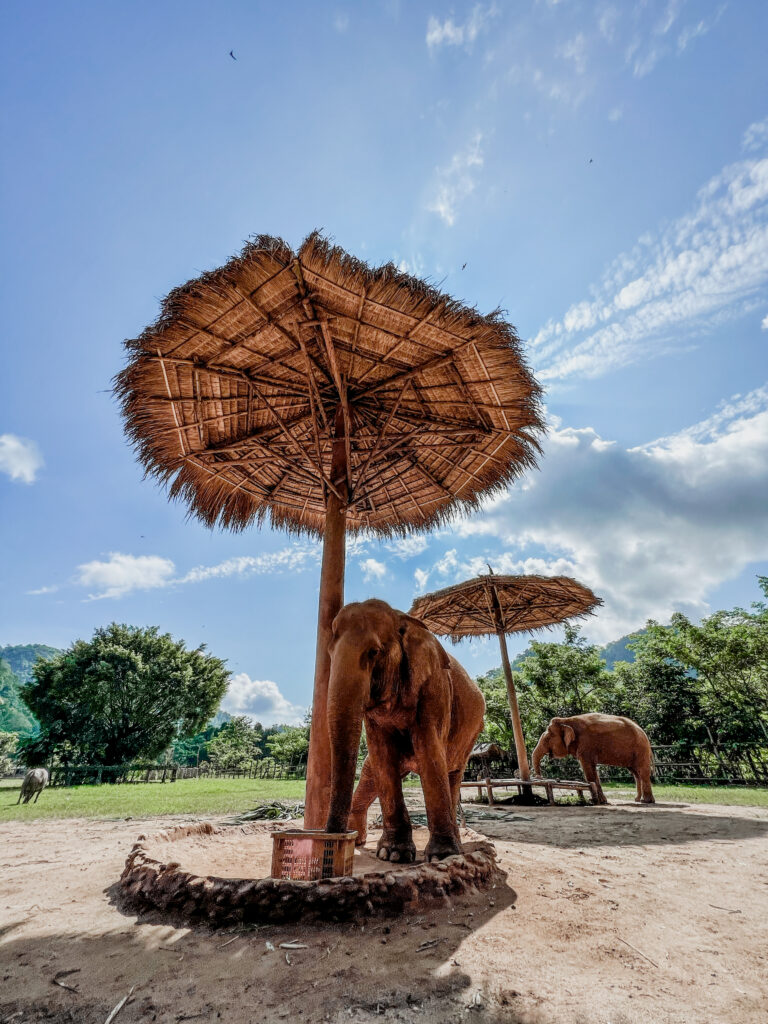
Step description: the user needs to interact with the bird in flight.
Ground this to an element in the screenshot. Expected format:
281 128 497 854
229 50 237 60
461 262 467 270
588 158 593 164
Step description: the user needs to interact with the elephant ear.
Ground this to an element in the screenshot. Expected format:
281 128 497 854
398 615 450 693
563 725 577 752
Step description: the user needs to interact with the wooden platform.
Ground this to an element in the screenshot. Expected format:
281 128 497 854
460 776 599 806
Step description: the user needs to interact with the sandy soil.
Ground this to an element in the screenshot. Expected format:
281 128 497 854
2 798 767 1024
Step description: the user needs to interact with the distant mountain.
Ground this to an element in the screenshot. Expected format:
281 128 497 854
0 644 62 686
598 630 646 669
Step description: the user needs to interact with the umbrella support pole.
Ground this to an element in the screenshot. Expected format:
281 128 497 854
304 410 348 829
496 627 533 796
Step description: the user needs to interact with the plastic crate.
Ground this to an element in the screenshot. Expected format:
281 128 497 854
271 829 357 880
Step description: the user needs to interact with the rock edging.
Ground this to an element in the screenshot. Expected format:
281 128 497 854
120 822 501 925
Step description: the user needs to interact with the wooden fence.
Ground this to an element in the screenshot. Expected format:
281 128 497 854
464 741 768 787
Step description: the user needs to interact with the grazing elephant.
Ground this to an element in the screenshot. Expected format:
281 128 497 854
17 768 49 804
324 599 485 863
532 713 654 805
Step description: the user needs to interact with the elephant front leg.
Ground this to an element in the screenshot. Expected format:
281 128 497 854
580 758 608 804
413 728 462 861
349 756 378 846
367 729 415 864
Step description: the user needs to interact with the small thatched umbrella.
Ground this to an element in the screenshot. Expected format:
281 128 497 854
115 232 544 827
410 573 602 787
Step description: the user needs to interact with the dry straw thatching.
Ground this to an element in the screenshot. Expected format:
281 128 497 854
115 231 544 537
410 574 603 643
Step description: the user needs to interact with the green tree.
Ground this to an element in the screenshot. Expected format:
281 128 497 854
19 624 229 766
0 731 18 775
207 716 264 770
266 722 310 764
517 625 611 720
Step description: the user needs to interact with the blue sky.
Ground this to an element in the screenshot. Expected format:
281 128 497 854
1 0 766 725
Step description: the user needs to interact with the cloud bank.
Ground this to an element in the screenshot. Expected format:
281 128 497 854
533 143 768 381
412 385 768 642
222 673 306 726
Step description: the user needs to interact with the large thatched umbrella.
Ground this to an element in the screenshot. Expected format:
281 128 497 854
115 232 544 827
410 573 601 787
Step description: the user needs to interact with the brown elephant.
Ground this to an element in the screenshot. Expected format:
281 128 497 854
324 599 485 863
531 713 655 805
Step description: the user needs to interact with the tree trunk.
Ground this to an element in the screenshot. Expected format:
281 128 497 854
304 407 348 829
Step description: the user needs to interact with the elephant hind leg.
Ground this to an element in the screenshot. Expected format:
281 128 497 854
631 770 643 802
637 762 655 803
349 757 378 846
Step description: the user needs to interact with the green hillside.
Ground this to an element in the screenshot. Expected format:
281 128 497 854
598 630 646 669
0 658 38 736
0 645 62 737
0 644 62 686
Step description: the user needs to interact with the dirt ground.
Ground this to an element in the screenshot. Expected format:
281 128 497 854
2 797 767 1024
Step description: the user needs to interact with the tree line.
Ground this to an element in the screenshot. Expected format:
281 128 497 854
2 578 765 779
477 577 768 766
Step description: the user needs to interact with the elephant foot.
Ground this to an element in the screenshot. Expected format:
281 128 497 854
376 831 416 863
637 795 655 804
349 813 368 846
424 833 462 863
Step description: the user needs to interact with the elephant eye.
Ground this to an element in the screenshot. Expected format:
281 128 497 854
367 646 380 660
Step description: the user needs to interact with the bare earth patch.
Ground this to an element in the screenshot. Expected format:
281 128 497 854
1 799 767 1023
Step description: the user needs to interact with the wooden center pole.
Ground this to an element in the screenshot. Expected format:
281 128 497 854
495 627 531 783
488 583 531 784
304 406 348 829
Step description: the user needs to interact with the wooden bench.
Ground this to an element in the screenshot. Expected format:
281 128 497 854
460 776 599 806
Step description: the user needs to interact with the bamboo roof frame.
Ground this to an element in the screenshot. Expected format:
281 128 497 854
114 231 544 538
410 574 603 643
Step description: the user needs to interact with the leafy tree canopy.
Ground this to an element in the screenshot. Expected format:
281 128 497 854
0 731 18 775
19 623 229 767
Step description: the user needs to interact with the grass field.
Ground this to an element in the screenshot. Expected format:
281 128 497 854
0 776 306 822
2 775 767 822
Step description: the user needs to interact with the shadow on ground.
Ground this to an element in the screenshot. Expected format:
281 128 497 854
0 873 549 1024
466 804 768 848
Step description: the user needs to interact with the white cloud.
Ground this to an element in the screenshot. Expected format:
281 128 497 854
419 387 768 642
0 434 43 484
179 544 321 584
333 11 349 33
534 139 768 381
40 542 323 600
386 536 429 559
77 552 177 601
426 6 497 51
360 557 387 583
762 313 768 330
608 106 623 122
597 5 619 42
558 32 587 74
677 5 725 53
426 134 484 226
222 673 306 726
744 118 768 154
26 584 60 596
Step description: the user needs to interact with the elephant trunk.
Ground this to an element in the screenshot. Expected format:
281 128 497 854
325 652 367 834
532 736 550 776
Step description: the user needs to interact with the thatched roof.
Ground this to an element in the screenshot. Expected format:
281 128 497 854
410 574 602 642
115 231 543 537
